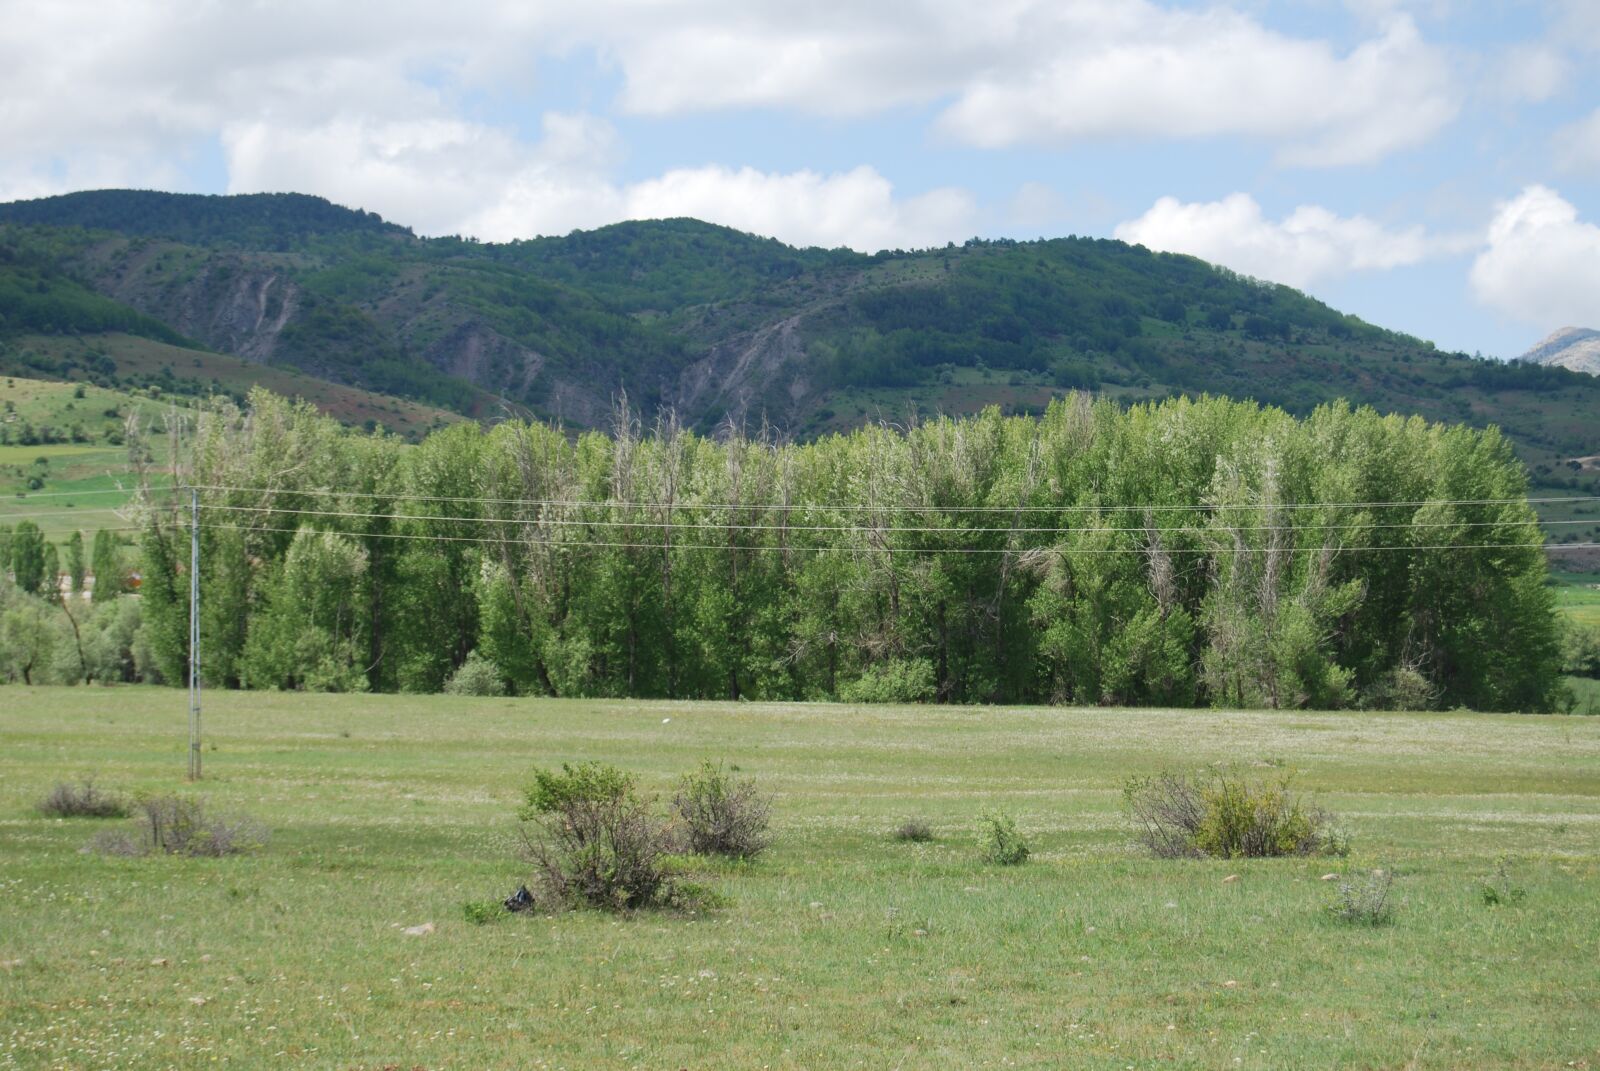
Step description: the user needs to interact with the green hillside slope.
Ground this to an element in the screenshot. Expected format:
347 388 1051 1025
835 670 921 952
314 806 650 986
2 190 1598 505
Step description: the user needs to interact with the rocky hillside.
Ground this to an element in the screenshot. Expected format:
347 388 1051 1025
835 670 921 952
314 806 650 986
1520 327 1600 377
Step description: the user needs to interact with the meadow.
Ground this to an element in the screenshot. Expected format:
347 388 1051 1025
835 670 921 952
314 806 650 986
1 689 1597 1069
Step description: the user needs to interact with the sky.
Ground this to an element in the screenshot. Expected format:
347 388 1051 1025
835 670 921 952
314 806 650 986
1 1 1597 359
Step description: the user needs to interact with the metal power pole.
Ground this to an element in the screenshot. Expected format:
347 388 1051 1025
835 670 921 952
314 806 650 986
188 488 201 781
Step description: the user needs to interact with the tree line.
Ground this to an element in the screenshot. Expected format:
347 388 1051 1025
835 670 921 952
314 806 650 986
69 388 1558 712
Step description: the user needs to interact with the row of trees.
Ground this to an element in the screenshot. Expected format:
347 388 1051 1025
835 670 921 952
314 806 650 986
121 389 1564 711
2 523 129 599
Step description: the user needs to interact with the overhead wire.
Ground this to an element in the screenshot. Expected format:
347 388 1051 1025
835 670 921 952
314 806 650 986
178 518 1598 557
179 499 1597 538
184 483 1600 515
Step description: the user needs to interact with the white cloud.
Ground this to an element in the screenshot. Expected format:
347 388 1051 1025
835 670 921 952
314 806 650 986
0 0 1461 202
1470 186 1600 328
935 9 1456 165
1114 193 1436 289
623 166 973 251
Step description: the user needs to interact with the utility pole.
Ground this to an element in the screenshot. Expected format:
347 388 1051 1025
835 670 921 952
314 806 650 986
188 487 201 781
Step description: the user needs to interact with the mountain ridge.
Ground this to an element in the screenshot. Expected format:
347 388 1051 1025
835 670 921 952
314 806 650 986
2 189 1598 497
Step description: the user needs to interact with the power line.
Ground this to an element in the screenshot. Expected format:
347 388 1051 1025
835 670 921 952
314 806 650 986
186 483 1600 515
185 499 1591 537
182 518 1596 557
3 485 180 500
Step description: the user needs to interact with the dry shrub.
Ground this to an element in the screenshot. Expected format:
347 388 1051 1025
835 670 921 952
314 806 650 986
1329 869 1397 925
518 763 677 912
37 779 128 818
90 795 267 858
893 818 935 843
1124 767 1345 859
672 761 771 860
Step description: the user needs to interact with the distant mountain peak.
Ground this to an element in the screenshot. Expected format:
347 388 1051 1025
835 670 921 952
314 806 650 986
1520 327 1600 376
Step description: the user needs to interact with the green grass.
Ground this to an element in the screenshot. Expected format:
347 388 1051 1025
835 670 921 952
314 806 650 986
1566 676 1600 716
1 690 1597 1069
8 334 464 439
1554 572 1600 629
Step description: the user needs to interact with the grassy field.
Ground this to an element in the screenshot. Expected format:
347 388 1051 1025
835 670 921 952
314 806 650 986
1 690 1597 1070
9 334 463 439
1555 572 1600 629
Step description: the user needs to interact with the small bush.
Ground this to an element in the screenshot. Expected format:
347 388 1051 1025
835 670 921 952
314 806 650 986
1328 869 1397 926
1477 857 1527 907
1124 768 1343 859
839 658 937 704
981 813 1030 866
672 761 772 860
37 779 128 818
518 762 677 912
443 650 506 696
462 900 502 926
893 818 935 843
90 795 267 857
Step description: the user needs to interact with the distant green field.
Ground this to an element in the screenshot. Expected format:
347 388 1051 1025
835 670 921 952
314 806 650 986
0 375 182 541
1554 572 1600 629
10 333 465 438
1 690 1596 1069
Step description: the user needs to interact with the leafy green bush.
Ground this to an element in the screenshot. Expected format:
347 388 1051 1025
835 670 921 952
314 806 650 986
518 763 676 912
671 761 771 860
1124 768 1344 859
980 813 1030 866
839 659 936 704
461 900 502 926
443 650 506 696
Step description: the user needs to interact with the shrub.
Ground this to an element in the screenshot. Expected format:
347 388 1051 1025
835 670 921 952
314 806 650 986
1477 857 1527 907
981 813 1030 865
91 795 267 857
518 762 677 912
1328 869 1397 925
839 658 937 704
37 778 128 818
443 650 505 696
672 761 772 860
892 818 935 843
462 899 502 926
1124 767 1343 859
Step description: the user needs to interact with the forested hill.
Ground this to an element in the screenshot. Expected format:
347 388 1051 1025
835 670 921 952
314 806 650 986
2 189 1599 491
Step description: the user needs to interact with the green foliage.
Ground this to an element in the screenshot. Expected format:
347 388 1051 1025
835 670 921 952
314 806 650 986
980 813 1030 866
89 529 123 602
1477 857 1527 907
461 900 502 926
64 531 84 593
517 763 678 912
442 650 505 696
10 519 45 594
838 659 937 704
127 390 1566 709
